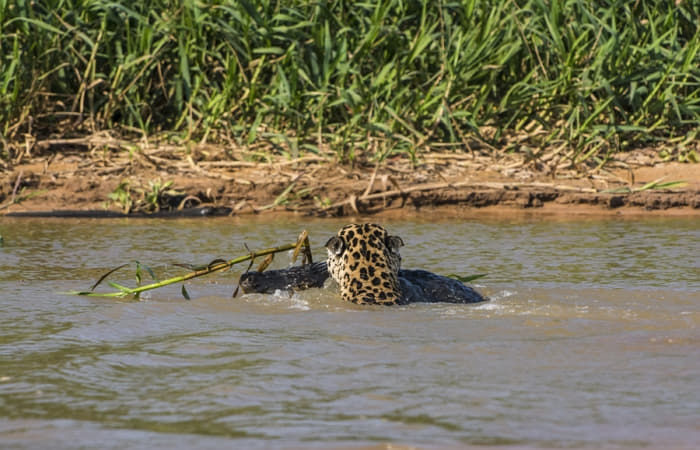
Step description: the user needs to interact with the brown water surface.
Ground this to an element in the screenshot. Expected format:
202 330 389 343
0 217 698 449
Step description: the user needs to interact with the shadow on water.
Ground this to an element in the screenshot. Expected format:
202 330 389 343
0 216 698 449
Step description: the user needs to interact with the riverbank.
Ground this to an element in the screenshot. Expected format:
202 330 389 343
3 1 699 219
1 143 698 218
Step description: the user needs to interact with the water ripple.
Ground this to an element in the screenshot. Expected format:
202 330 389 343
1 217 699 448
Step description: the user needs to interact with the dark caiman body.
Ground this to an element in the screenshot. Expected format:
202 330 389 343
238 261 487 304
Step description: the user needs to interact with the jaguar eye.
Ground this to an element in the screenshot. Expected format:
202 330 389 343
325 236 345 256
385 235 404 252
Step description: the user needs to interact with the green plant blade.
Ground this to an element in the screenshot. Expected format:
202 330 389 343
448 273 488 283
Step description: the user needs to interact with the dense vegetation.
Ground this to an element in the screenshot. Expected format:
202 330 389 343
2 0 699 164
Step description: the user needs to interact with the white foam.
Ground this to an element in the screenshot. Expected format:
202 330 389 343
491 290 516 300
271 289 310 310
474 302 504 311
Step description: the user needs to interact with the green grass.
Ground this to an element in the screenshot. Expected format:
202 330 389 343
2 0 699 165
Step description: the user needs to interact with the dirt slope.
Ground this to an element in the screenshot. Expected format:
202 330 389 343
1 145 698 217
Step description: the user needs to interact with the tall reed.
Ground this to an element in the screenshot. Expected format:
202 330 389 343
2 0 699 164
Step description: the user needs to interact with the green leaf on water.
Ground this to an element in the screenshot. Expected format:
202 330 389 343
181 284 191 300
135 262 142 286
108 281 132 293
207 259 229 270
135 261 159 282
91 263 129 291
448 273 487 283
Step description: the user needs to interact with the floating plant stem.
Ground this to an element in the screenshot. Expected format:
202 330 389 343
69 239 310 300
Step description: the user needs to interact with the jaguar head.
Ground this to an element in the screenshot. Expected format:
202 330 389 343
325 223 404 305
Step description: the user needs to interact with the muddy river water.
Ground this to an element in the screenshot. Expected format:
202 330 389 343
0 216 698 449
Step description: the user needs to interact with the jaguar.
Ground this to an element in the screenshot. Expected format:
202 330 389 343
239 223 486 305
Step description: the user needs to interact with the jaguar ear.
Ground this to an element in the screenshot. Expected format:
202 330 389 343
325 236 345 256
386 235 404 252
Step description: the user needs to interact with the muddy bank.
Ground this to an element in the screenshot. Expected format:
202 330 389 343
1 147 699 217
